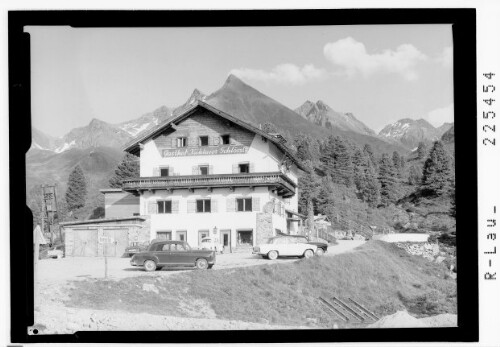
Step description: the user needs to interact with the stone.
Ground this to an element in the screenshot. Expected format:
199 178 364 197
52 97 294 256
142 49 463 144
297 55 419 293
435 256 446 264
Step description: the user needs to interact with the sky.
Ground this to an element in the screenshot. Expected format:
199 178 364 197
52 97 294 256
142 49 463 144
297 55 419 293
26 25 453 137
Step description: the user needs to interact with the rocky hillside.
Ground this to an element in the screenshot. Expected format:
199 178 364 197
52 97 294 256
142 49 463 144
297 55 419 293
295 100 375 136
379 118 451 150
31 127 63 151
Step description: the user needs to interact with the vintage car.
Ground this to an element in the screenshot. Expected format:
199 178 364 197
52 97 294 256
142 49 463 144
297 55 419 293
130 240 216 271
287 235 328 255
200 237 224 253
252 235 317 260
124 241 150 257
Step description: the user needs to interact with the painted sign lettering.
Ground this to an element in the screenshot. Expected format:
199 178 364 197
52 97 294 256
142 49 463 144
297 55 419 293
162 145 249 157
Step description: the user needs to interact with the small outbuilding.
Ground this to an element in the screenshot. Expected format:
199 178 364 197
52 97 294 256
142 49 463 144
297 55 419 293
60 217 149 257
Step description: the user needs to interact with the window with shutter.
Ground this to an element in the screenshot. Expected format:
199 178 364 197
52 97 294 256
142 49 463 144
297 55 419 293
192 166 199 175
153 167 160 177
226 198 235 212
249 163 255 173
209 165 214 174
232 164 239 174
211 200 218 213
213 136 220 145
221 135 230 145
171 138 176 148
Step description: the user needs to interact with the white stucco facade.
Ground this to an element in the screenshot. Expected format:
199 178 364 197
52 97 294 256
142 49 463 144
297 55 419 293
122 103 303 249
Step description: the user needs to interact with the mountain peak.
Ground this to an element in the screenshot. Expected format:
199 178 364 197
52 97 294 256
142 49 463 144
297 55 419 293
316 100 329 111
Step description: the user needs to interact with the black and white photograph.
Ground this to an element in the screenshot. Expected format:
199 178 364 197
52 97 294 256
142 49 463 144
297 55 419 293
23 22 460 333
5 6 486 345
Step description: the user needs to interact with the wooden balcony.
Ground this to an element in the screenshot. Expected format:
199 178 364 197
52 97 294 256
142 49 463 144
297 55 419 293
122 172 296 197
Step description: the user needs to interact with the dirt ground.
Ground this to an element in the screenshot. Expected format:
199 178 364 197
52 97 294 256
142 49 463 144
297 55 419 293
33 240 365 334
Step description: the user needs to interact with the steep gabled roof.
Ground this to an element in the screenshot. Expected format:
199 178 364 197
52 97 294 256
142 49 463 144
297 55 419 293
123 101 307 172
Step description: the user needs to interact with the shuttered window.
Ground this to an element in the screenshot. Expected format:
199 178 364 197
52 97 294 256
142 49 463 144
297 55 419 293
236 198 252 212
157 200 172 214
199 165 209 175
239 163 250 173
177 137 187 148
252 197 260 212
226 198 236 212
160 168 169 177
187 200 196 213
196 199 211 213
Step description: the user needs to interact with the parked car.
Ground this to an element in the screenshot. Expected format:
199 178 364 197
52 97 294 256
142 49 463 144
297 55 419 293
130 240 216 271
39 243 64 259
287 235 328 255
252 236 317 260
200 237 224 253
124 241 150 257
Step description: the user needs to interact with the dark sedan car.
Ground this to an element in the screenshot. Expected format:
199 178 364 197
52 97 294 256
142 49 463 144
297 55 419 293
288 235 328 255
130 240 215 271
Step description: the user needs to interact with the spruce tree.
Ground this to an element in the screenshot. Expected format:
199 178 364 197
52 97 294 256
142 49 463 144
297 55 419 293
400 155 406 169
420 141 454 196
417 142 427 160
363 144 377 169
408 165 421 185
294 133 313 162
352 148 368 195
363 159 381 207
65 165 87 212
319 135 336 176
332 136 354 187
109 153 140 188
298 161 320 217
378 153 400 206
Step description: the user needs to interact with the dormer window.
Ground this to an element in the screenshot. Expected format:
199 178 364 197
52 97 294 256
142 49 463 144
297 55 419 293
199 136 209 146
221 134 231 145
177 137 187 148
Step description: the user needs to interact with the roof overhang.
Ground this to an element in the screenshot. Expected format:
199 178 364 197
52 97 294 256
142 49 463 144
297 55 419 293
122 101 308 172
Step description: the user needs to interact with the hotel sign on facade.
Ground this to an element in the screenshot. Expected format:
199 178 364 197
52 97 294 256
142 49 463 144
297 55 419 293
162 145 249 157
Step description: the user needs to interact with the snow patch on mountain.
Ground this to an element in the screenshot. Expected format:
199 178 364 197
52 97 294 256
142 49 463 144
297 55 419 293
120 122 152 137
55 140 76 153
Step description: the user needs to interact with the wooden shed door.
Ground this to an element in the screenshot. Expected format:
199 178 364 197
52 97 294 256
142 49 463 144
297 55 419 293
72 229 98 257
103 229 129 257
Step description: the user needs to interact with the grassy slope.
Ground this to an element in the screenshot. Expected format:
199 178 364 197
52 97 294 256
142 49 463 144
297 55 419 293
67 241 456 328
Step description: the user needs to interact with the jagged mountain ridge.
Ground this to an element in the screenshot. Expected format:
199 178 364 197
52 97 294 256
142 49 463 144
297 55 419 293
294 100 375 136
379 118 453 150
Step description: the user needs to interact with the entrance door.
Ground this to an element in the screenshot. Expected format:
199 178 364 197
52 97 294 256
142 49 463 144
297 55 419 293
72 229 98 257
221 229 231 253
176 230 187 242
198 230 210 248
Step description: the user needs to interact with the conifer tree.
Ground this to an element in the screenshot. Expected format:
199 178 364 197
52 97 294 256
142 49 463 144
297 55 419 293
352 148 368 195
298 161 320 217
363 144 377 169
408 165 421 185
294 133 313 162
363 159 381 207
65 165 87 212
332 136 354 187
319 135 336 176
378 153 400 206
420 141 454 196
400 155 406 169
109 153 140 188
417 142 427 160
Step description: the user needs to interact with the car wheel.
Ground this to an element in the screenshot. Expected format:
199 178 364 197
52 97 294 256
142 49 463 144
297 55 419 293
303 249 314 259
195 258 209 270
144 260 157 272
267 250 278 260
316 248 325 256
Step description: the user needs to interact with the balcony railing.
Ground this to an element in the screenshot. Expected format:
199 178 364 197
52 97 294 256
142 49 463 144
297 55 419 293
121 172 296 197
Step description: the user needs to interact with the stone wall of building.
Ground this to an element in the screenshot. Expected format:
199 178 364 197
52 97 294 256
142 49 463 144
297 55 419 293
256 201 275 245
